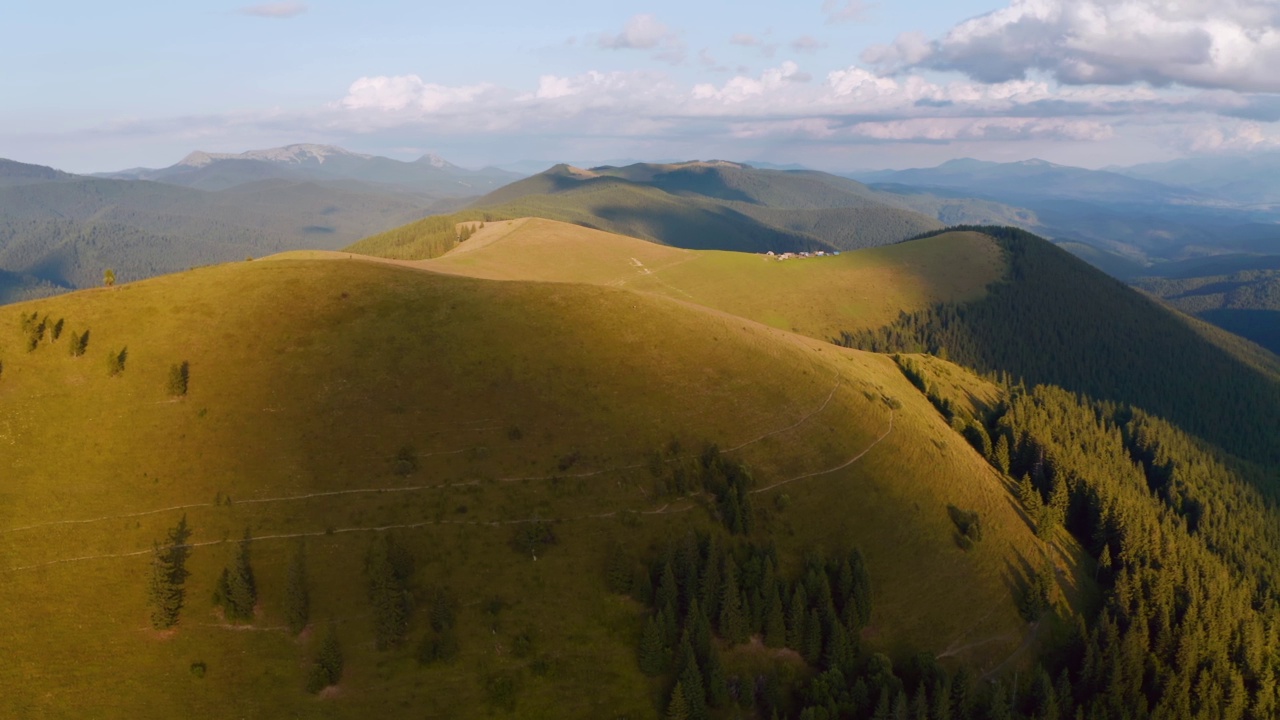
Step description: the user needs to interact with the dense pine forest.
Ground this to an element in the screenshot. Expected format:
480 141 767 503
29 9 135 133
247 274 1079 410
817 227 1280 720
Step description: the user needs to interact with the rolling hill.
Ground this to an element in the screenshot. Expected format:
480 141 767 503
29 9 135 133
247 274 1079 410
459 161 1037 254
0 243 1066 718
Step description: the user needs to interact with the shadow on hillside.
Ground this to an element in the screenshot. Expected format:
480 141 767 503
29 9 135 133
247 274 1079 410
1199 308 1280 355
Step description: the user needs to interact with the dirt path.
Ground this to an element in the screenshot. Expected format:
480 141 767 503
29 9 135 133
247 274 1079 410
750 409 894 494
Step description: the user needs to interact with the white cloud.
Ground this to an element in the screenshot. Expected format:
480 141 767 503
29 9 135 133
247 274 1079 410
238 2 308 18
861 32 932 72
597 14 686 63
339 75 496 113
730 33 779 58
917 0 1280 92
692 62 811 104
791 35 828 53
1187 120 1280 151
822 0 873 24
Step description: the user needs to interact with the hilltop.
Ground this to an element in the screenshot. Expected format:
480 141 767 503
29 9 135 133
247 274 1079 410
0 245 1063 717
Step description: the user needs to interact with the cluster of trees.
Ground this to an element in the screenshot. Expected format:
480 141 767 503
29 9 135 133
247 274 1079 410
346 211 505 261
648 443 756 535
610 531 875 718
19 311 63 351
213 530 257 621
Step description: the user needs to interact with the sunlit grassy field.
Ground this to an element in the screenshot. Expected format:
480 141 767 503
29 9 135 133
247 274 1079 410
0 242 1078 717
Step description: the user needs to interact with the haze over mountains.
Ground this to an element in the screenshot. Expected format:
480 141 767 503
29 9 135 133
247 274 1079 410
0 147 528 304
96 143 522 195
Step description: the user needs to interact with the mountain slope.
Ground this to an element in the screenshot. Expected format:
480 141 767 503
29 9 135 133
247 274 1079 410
1135 269 1280 354
839 226 1280 467
0 255 1064 717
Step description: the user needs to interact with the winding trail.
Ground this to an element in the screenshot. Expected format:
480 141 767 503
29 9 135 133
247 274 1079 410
750 410 894 494
2 406 895 575
2 369 847 538
1 369 893 575
723 370 841 453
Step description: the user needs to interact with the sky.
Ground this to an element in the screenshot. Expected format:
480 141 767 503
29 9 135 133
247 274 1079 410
4 0 1280 173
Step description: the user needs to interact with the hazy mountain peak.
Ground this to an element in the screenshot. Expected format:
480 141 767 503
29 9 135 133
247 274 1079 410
177 144 370 168
414 152 459 169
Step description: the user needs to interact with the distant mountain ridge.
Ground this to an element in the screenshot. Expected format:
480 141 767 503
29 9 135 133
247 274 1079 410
850 157 1208 205
454 160 1033 255
96 143 522 195
0 155 462 302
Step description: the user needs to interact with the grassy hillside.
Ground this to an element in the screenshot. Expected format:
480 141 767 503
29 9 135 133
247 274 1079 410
353 217 1004 341
0 256 1067 718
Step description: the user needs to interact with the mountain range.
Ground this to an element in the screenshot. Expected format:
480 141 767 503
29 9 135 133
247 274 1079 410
96 143 522 195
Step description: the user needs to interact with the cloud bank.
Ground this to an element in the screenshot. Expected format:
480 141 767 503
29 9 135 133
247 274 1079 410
238 2 308 18
868 0 1280 93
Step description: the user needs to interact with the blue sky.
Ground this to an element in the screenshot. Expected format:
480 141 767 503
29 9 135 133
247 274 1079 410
4 0 1280 172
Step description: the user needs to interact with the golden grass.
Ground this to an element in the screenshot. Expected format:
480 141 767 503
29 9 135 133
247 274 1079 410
0 250 1074 717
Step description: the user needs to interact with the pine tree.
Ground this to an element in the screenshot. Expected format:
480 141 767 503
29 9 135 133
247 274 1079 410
803 608 824 665
307 623 344 693
222 529 257 621
764 583 787 648
787 585 809 649
285 541 310 635
718 561 747 644
666 682 692 720
167 361 189 397
656 561 679 616
604 540 632 595
106 347 127 376
146 515 192 629
705 644 729 708
994 434 1011 475
678 640 709 720
103 268 115 287
366 534 411 650
638 615 668 676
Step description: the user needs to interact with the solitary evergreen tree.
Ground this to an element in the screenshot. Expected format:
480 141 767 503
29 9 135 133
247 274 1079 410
106 347 127 376
147 515 192 629
306 623 344 693
167 361 189 397
103 268 115 287
285 541 310 635
218 529 257 621
366 534 411 649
